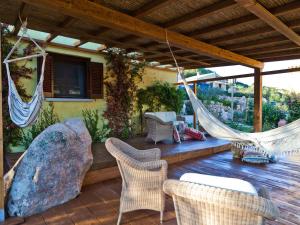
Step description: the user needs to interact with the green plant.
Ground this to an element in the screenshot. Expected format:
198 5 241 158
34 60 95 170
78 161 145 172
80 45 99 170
1 25 35 150
21 103 60 149
226 121 253 132
137 81 184 113
262 103 285 131
104 48 145 139
82 109 110 143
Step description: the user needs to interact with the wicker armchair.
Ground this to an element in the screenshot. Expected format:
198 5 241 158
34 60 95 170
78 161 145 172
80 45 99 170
163 173 279 225
105 138 168 225
144 111 185 144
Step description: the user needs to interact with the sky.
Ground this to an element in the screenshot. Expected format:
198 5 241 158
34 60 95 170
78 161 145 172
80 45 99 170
209 59 300 93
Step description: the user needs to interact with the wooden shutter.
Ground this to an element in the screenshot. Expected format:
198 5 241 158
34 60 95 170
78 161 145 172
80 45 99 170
38 54 53 98
87 62 103 99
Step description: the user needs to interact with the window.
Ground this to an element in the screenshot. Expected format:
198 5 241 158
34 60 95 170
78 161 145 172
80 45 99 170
53 55 87 98
38 53 103 99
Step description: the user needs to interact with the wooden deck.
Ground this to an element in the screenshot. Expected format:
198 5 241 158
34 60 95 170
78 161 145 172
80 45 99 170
5 151 300 225
84 136 230 185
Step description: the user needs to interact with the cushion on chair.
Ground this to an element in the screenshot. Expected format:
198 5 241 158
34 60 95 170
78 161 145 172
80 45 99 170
180 173 257 195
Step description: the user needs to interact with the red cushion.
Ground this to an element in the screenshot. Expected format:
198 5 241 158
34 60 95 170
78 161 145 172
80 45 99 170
184 127 206 140
173 127 181 143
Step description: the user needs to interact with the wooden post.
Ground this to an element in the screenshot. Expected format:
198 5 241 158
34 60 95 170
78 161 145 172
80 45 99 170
193 81 197 129
0 23 4 221
253 68 262 132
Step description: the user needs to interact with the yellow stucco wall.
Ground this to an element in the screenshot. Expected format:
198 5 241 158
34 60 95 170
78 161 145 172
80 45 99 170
18 43 177 133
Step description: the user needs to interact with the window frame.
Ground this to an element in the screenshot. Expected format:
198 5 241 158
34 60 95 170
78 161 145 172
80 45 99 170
49 53 90 99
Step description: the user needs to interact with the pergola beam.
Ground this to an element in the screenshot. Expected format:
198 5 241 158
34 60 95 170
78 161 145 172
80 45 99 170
187 0 300 38
235 0 300 46
13 2 26 35
46 16 75 42
131 0 172 18
174 67 300 85
22 0 263 68
127 0 237 50
94 0 172 37
112 0 236 44
225 36 289 51
123 0 300 56
208 19 300 45
248 49 300 59
161 0 236 29
237 43 299 55
26 18 210 67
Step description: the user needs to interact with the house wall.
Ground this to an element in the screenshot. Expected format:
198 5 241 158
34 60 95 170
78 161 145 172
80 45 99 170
17 43 176 137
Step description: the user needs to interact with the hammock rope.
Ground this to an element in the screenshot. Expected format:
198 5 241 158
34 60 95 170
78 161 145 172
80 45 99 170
165 30 300 156
3 20 46 127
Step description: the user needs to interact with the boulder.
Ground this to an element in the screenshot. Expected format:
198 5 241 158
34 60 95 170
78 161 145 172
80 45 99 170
7 118 93 217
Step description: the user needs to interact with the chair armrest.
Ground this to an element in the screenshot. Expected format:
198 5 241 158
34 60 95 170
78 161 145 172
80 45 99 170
163 180 280 221
138 159 168 171
257 186 279 220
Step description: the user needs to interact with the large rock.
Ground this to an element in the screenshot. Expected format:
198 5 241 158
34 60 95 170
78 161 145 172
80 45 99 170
7 118 93 217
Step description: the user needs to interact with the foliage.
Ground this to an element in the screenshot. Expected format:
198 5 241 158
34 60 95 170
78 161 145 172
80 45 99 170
197 68 213 75
225 121 253 132
262 103 285 131
184 100 194 115
287 92 300 122
184 68 214 78
197 87 226 105
21 103 60 149
184 71 197 78
1 25 34 149
82 109 111 143
104 48 145 139
137 81 185 114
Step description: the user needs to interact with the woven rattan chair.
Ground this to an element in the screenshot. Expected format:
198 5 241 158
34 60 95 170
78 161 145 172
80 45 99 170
105 137 168 225
163 174 279 225
144 112 185 144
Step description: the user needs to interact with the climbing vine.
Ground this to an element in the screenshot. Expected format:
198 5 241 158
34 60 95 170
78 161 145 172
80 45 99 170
104 48 145 139
1 25 34 149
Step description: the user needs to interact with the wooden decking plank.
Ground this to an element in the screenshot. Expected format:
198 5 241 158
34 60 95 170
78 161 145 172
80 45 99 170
6 151 300 224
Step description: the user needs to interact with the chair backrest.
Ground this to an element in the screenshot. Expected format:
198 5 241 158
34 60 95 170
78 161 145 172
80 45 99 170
105 138 141 186
163 179 279 225
145 111 176 123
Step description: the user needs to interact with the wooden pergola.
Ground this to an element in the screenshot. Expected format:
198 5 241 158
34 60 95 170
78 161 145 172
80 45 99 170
0 0 300 220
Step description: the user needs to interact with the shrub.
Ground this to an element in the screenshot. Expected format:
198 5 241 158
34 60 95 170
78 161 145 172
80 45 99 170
137 81 185 114
21 103 60 149
82 109 110 143
262 103 285 131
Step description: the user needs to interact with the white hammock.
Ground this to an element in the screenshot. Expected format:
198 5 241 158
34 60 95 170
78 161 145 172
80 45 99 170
180 73 300 156
3 23 46 127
